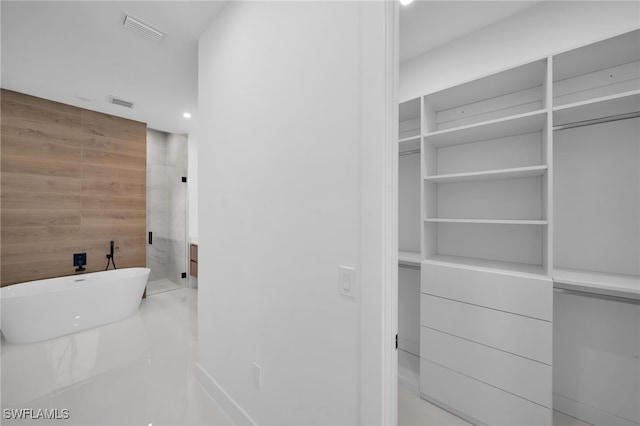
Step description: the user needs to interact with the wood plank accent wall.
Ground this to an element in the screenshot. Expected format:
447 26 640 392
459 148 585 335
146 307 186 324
1 89 147 286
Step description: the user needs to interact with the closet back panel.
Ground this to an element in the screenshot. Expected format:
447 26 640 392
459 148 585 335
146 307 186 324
554 291 640 424
554 118 639 276
434 87 543 131
553 29 640 107
554 61 640 107
435 132 542 175
423 60 546 133
436 178 543 220
399 153 421 253
437 223 543 266
400 98 421 139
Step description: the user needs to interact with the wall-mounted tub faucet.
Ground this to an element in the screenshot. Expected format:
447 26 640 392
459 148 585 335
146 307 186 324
105 241 117 271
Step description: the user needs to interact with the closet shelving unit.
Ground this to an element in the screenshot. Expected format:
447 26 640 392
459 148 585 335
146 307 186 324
418 58 554 425
405 28 639 426
551 29 640 302
421 59 551 275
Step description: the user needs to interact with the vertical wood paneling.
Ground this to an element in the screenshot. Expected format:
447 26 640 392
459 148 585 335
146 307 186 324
1 89 146 286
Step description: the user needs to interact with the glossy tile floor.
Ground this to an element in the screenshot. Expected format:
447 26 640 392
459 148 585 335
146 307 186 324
1 288 233 425
2 287 594 426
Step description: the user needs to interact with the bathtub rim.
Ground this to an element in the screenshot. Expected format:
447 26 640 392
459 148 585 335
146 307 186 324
0 267 151 300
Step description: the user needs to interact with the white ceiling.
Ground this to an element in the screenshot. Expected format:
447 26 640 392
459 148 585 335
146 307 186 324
1 1 227 135
2 1 540 136
400 1 540 63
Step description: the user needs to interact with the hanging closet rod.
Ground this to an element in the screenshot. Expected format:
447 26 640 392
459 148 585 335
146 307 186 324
398 262 420 270
554 111 640 131
399 148 421 157
554 287 640 305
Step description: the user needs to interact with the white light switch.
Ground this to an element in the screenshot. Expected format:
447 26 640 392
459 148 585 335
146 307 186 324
339 266 356 299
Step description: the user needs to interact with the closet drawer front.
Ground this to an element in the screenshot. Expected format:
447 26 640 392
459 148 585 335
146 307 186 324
421 327 551 407
420 359 552 426
421 294 552 364
421 262 552 320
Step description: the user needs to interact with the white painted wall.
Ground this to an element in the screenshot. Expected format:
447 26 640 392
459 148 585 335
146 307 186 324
196 2 394 425
400 1 640 101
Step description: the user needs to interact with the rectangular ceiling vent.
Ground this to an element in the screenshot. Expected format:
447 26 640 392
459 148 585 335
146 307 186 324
109 96 134 109
122 14 165 43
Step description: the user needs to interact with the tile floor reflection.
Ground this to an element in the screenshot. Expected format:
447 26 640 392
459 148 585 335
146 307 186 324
1 289 233 426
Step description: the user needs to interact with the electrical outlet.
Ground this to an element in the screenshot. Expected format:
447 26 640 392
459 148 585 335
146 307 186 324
252 362 261 389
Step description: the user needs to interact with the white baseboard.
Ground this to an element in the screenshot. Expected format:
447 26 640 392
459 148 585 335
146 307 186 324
554 393 639 426
195 362 257 426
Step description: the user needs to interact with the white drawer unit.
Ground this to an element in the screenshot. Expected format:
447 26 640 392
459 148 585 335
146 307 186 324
420 358 552 426
421 294 552 364
421 327 551 407
421 260 552 320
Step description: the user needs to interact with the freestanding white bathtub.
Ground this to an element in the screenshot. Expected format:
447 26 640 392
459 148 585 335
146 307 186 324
0 268 150 345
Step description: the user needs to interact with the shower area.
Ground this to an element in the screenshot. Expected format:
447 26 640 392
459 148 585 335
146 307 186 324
146 129 189 295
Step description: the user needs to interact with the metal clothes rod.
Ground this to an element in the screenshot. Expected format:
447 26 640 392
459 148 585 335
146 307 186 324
553 111 640 131
398 262 420 270
399 148 421 157
553 287 640 305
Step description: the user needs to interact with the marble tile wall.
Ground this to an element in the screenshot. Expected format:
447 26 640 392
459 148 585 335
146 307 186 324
147 130 188 285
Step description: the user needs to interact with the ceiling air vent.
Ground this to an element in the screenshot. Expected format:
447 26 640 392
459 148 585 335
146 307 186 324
122 14 165 43
109 96 134 109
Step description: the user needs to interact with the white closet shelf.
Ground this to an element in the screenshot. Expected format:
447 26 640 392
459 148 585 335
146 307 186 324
553 89 640 128
399 250 422 267
553 268 640 300
424 218 548 225
423 109 546 147
424 254 546 277
399 135 421 154
399 135 421 144
424 165 547 183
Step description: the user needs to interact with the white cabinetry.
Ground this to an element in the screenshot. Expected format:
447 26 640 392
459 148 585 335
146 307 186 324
551 29 640 426
418 58 553 425
411 29 639 426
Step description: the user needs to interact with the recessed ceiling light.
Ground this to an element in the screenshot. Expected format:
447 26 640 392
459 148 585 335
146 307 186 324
183 112 191 119
400 0 414 5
